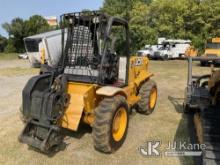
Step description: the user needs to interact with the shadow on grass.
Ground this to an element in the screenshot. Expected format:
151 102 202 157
168 96 202 165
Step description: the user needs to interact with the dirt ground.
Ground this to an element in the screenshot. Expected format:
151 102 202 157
0 59 211 165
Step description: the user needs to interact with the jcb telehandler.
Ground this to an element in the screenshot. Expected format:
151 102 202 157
19 11 157 153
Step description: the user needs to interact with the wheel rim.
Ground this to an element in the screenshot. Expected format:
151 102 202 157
112 107 127 142
149 87 157 109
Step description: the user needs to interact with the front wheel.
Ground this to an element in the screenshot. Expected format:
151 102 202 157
92 96 129 153
162 55 169 61
137 80 157 115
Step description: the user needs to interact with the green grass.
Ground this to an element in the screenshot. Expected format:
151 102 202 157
0 67 38 76
0 53 19 60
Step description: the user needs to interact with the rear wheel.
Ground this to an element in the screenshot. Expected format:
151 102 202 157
137 80 157 115
92 95 129 153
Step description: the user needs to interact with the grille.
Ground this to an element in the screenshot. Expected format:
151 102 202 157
61 12 106 81
66 26 94 66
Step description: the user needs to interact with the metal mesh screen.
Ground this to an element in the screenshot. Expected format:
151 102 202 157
63 12 103 81
66 26 94 66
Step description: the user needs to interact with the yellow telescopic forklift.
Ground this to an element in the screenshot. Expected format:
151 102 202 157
19 11 157 153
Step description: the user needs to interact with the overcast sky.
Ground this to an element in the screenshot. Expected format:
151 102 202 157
0 0 104 37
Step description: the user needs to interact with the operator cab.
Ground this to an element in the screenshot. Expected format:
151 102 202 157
60 11 130 87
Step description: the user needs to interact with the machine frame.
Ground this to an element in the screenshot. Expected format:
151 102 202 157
19 11 157 154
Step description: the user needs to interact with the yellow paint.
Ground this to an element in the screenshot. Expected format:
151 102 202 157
40 48 45 64
150 87 157 109
185 46 198 57
204 37 220 57
129 56 153 87
127 95 141 107
95 56 152 107
205 49 220 56
112 107 127 142
60 56 154 131
83 114 94 126
212 38 220 43
60 82 97 131
122 56 153 106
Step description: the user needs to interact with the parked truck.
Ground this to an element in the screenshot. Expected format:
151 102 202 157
153 38 191 60
138 38 192 60
24 29 66 68
137 45 161 58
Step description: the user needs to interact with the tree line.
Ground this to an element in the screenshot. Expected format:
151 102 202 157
1 0 220 54
102 0 220 53
0 15 53 53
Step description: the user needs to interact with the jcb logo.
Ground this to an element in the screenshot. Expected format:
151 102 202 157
139 141 161 157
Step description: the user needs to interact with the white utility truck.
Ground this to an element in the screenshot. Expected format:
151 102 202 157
152 38 191 60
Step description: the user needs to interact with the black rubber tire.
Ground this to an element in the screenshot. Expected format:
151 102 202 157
163 55 169 61
137 80 157 115
92 95 129 153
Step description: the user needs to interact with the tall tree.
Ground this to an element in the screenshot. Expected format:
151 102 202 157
129 1 157 52
2 15 50 53
25 15 50 36
102 0 151 21
102 0 220 52
2 18 26 53
0 34 7 52
102 0 154 52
